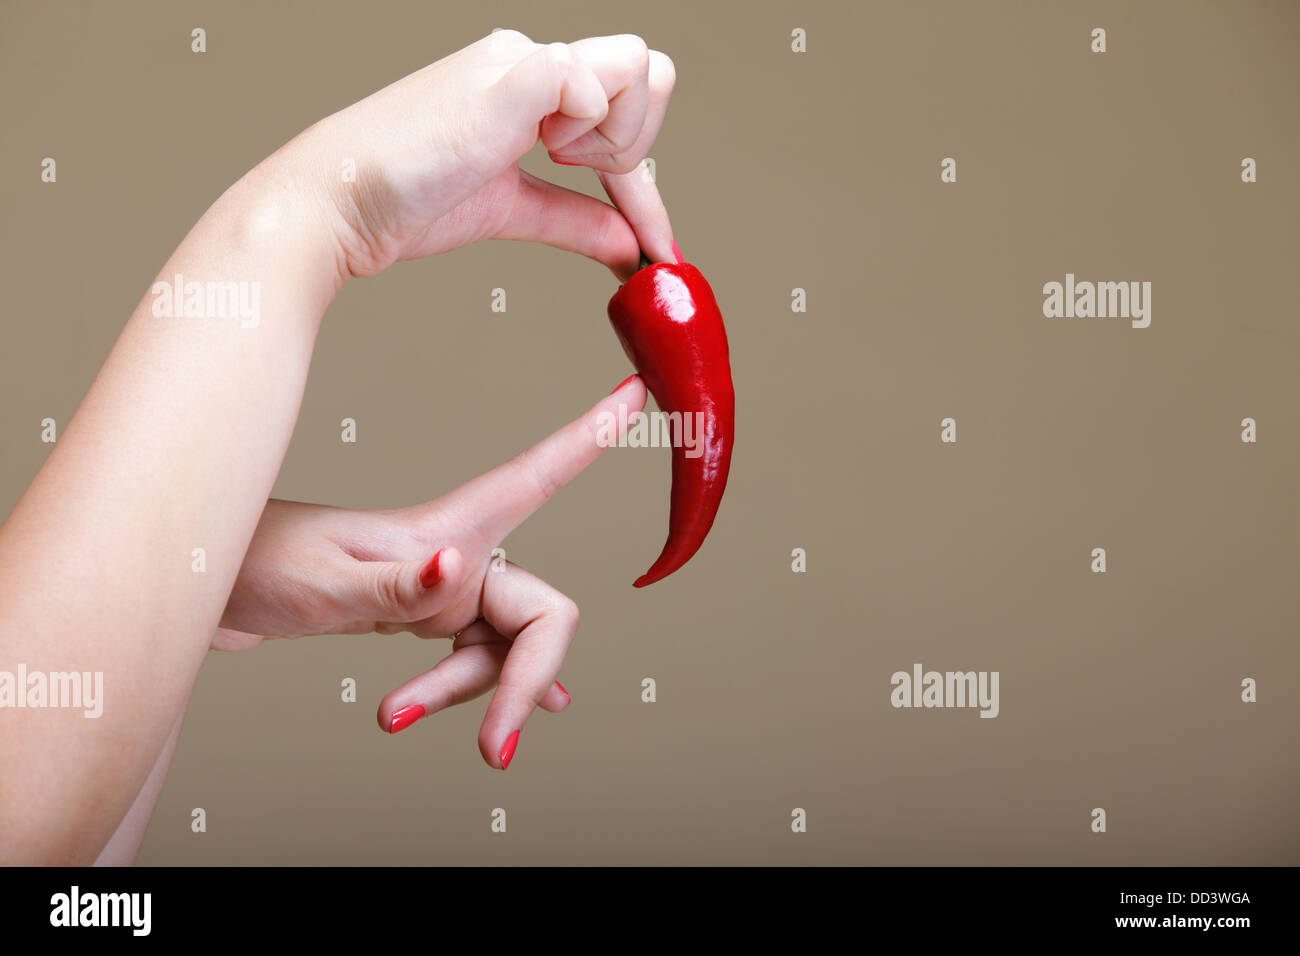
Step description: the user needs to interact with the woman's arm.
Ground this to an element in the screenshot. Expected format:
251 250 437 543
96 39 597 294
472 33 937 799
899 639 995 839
0 30 676 864
0 161 343 864
92 712 185 866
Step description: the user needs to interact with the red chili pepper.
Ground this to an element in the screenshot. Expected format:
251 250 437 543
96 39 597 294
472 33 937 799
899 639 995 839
607 255 735 587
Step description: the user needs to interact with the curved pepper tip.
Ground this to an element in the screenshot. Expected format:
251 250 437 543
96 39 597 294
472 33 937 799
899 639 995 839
631 549 694 588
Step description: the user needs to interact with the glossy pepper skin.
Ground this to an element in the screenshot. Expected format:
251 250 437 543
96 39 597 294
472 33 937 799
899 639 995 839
607 260 735 588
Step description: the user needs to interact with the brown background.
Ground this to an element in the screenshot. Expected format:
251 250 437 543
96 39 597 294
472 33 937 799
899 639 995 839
1 0 1296 864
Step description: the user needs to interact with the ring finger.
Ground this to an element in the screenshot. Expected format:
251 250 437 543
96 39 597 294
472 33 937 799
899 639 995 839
377 619 571 737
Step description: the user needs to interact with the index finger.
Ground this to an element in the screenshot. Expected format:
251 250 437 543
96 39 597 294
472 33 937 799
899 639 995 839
440 376 648 544
598 163 677 278
586 48 678 275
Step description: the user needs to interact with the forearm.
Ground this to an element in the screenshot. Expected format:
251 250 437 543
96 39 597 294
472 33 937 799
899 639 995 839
0 145 343 863
93 711 185 866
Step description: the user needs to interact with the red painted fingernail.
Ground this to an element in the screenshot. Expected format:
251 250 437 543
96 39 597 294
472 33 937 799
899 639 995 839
390 704 425 734
670 240 684 264
555 680 570 699
499 730 520 770
551 157 582 166
418 549 445 589
611 374 638 395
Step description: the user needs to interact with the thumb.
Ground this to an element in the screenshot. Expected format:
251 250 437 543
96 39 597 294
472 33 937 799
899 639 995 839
348 546 465 625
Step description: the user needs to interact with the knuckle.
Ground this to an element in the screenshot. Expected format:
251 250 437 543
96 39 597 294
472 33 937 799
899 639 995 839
586 207 623 263
487 28 531 48
369 565 406 619
441 674 465 708
650 50 676 89
608 152 642 175
411 506 451 544
551 594 580 629
616 34 650 69
514 448 563 502
498 674 548 709
575 414 600 449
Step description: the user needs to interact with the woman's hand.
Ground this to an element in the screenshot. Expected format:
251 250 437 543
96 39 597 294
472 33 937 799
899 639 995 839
286 29 678 280
214 377 647 769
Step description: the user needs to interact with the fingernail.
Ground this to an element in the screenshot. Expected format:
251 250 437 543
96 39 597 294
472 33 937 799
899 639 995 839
390 704 425 734
670 240 684 264
611 374 638 395
551 156 582 167
418 549 445 589
555 680 569 699
499 730 520 770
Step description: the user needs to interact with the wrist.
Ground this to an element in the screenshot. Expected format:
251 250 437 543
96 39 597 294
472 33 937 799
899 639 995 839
263 118 397 282
219 137 354 299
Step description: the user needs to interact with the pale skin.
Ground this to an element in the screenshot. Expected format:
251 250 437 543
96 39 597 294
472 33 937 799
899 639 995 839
0 31 676 864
